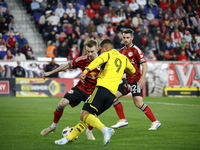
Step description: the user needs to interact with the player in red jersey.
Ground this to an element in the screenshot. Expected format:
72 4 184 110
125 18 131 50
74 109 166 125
111 29 161 130
40 40 99 139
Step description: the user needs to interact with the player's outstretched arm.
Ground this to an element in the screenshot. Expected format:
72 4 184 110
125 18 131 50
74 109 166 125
42 63 70 79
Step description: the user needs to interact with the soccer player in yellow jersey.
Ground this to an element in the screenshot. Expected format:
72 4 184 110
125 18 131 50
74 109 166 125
54 39 136 146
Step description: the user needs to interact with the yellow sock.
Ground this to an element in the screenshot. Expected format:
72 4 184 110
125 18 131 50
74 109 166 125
83 114 104 131
66 121 86 141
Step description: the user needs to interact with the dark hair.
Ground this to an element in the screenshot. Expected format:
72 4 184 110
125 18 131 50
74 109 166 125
99 39 114 47
85 39 98 48
123 28 134 35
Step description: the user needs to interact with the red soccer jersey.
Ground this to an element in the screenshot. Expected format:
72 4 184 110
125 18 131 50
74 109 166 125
119 45 146 83
69 54 99 94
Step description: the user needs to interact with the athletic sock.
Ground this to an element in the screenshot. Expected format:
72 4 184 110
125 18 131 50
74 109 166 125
113 100 126 119
88 125 93 130
83 114 104 131
140 104 157 122
53 107 63 123
67 121 86 141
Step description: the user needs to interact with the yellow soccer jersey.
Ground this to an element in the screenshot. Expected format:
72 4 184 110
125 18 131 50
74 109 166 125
85 49 136 95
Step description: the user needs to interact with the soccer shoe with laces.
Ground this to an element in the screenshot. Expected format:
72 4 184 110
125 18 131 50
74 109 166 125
148 120 161 130
40 126 56 136
111 119 128 129
86 128 95 140
54 137 69 145
102 127 115 146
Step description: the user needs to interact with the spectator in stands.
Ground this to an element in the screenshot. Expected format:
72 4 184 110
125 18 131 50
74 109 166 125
40 0 48 12
129 0 139 15
146 51 157 61
109 0 124 12
173 44 182 55
191 14 200 34
171 27 183 44
97 21 107 35
175 4 186 19
106 22 116 37
47 30 56 44
188 51 198 61
12 61 26 77
147 19 157 38
68 44 79 60
3 49 15 60
92 13 103 26
157 51 166 61
6 32 17 48
66 3 76 18
64 22 73 38
177 50 188 61
0 17 9 34
68 12 77 24
15 50 26 61
146 9 155 21
9 19 19 35
86 20 97 35
168 54 177 61
77 5 85 19
104 12 113 24
137 5 147 20
43 20 53 40
182 13 193 28
154 35 165 54
10 42 20 56
20 43 34 60
186 5 197 18
17 33 28 49
38 10 51 34
60 13 70 26
44 58 59 77
0 0 8 9
3 9 14 24
30 0 42 15
53 22 64 34
144 39 156 57
73 18 85 35
47 11 60 26
55 2 65 18
91 0 101 13
159 0 169 12
136 0 147 7
46 41 57 58
190 38 198 51
118 7 126 21
0 37 6 51
80 12 91 27
85 4 95 19
113 30 122 51
132 13 142 27
57 41 70 58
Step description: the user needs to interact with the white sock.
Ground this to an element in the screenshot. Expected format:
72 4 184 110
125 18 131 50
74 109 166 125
51 122 58 128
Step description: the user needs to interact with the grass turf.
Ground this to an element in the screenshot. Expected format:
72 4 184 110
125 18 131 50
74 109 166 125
0 96 199 150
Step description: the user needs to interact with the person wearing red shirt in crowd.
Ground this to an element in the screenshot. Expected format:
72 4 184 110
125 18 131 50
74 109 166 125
85 4 95 19
91 0 101 13
20 43 34 60
159 0 170 12
68 44 79 60
177 50 188 61
6 32 16 48
3 49 15 60
170 0 179 12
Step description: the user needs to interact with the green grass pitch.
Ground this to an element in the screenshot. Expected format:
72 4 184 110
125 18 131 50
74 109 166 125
0 96 199 150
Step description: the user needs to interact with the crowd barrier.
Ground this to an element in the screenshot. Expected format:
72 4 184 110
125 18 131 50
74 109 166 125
0 61 200 97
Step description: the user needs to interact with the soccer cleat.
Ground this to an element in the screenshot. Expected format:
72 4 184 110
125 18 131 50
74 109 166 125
102 127 115 146
148 120 161 130
111 119 128 129
54 137 69 145
86 128 95 140
40 126 57 136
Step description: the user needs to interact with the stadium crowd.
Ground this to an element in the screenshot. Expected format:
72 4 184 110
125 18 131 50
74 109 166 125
0 0 35 60
1 0 200 61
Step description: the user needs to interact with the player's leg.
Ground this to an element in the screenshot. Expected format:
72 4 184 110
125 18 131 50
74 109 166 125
111 81 130 128
132 82 161 130
40 97 70 136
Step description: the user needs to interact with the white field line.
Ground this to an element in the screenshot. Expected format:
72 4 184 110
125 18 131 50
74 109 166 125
120 100 200 107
